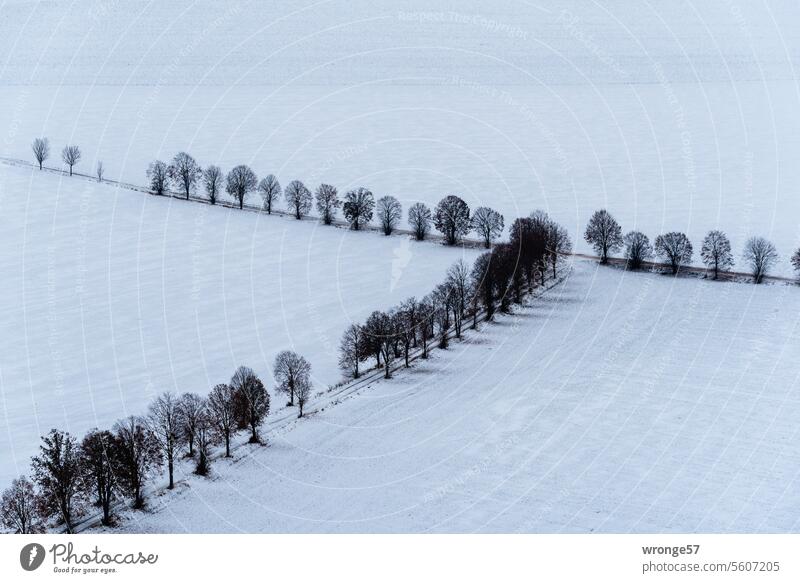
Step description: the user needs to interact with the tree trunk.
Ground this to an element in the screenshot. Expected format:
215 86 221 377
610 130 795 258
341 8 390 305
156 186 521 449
225 433 231 457
168 457 174 489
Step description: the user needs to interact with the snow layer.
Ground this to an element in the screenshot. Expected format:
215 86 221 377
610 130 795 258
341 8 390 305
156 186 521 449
0 164 476 485
1 1 800 270
113 263 800 533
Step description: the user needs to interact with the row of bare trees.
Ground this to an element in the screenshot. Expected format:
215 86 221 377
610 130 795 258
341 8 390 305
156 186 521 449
31 138 90 177
1 351 312 533
339 210 572 381
584 209 789 284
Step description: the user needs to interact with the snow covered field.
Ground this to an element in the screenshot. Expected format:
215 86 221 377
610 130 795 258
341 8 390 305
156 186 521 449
1 1 799 270
0 163 476 485
110 262 800 533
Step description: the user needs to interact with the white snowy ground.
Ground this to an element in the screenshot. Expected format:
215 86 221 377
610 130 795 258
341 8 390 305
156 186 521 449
112 263 800 533
1 1 800 270
0 164 477 485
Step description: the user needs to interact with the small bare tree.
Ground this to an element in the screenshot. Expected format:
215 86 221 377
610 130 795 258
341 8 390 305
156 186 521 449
284 180 313 219
407 202 432 241
655 232 693 274
32 138 50 170
147 392 181 490
547 222 572 277
471 206 504 248
700 230 734 279
203 165 223 205
207 383 237 457
258 174 281 214
623 231 652 270
273 351 312 411
376 195 403 235
96 161 104 182
1 476 42 534
584 209 623 263
315 183 340 225
61 145 81 176
226 165 258 209
743 236 778 284
147 160 170 196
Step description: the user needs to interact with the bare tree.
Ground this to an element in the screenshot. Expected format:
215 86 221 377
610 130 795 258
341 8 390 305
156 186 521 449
471 251 495 322
434 195 471 245
376 195 403 235
273 351 312 410
446 260 471 339
547 222 572 277
471 206 504 248
203 165 223 205
31 138 49 170
418 297 435 357
700 230 734 279
61 145 81 176
1 476 42 534
792 247 800 280
655 232 693 275
177 392 204 457
258 174 281 214
315 183 340 225
623 231 652 270
31 429 80 532
147 392 181 490
207 383 237 457
96 161 104 182
168 152 202 200
231 366 270 444
408 202 432 241
147 160 170 196
364 312 396 378
226 165 258 209
80 430 117 526
584 209 623 264
284 180 313 219
112 416 161 509
342 187 375 230
194 406 214 476
338 323 365 379
743 236 778 284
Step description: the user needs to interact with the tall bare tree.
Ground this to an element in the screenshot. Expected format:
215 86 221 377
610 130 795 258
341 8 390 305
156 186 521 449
408 202 432 241
226 165 258 209
31 429 80 532
203 165 223 205
147 160 170 196
743 236 778 284
31 137 50 170
207 383 237 457
315 183 340 225
230 366 270 443
273 351 312 410
61 145 81 176
700 230 734 279
80 430 117 526
112 416 161 509
343 187 375 230
1 476 42 534
547 222 572 277
177 392 204 457
376 195 403 235
284 180 313 219
655 232 693 275
194 406 214 476
258 174 281 214
584 209 622 264
168 152 202 200
471 206 504 248
147 392 181 490
338 324 365 379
